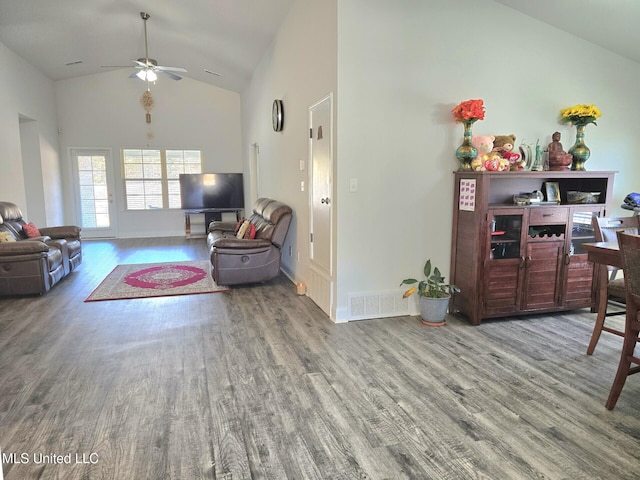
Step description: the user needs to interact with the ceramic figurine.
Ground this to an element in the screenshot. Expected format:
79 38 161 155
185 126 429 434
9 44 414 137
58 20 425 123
547 131 573 171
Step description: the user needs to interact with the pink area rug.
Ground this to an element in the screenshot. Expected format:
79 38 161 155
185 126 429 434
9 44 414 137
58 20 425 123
85 261 229 302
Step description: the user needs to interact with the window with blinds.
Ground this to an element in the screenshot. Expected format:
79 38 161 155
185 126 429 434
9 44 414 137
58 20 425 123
122 149 202 210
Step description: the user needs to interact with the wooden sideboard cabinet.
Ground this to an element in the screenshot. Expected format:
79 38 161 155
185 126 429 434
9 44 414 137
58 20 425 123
450 170 615 325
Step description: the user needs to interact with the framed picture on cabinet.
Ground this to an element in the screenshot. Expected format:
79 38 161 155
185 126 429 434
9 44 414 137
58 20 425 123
545 182 561 203
459 179 476 211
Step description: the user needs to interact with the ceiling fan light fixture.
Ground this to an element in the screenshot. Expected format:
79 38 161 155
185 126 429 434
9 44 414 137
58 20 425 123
105 12 185 82
136 69 157 82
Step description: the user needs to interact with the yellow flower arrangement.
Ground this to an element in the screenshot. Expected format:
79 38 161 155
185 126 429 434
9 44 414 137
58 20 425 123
560 104 601 126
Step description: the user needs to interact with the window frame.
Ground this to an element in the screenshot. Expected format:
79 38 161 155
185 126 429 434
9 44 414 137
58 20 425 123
122 148 203 210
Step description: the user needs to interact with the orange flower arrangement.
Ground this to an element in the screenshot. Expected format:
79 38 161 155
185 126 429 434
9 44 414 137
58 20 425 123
452 99 485 123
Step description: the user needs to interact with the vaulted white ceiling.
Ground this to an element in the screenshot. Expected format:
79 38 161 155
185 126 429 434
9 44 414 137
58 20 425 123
493 0 640 66
0 0 638 94
0 0 295 92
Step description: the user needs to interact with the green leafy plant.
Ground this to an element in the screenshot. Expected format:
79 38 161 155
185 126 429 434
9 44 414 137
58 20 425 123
400 259 460 299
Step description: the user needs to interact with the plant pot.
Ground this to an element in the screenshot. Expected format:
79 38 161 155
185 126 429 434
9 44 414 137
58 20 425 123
419 295 450 327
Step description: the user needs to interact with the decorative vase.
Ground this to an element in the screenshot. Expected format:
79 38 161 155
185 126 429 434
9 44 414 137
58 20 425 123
419 295 450 327
569 124 590 171
455 120 478 171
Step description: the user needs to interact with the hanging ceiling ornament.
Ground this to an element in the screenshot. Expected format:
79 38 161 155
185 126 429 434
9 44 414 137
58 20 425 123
140 89 154 123
140 89 155 139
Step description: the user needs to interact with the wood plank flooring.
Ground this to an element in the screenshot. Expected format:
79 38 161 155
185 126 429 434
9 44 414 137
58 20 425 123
0 237 639 479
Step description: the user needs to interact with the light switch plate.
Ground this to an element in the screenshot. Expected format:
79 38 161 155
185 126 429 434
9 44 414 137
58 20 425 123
349 178 358 192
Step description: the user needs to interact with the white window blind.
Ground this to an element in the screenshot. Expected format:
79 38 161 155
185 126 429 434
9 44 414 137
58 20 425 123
122 149 202 210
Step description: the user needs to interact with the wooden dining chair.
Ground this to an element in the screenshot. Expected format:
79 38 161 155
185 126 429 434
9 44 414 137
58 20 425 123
605 231 640 409
587 216 640 355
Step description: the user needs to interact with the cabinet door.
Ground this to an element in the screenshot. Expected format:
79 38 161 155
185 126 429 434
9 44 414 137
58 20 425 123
484 259 523 315
564 207 602 306
523 241 564 310
484 211 525 316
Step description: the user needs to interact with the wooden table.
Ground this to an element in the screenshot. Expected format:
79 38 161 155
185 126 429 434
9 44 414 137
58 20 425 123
584 236 640 410
583 241 621 269
583 241 625 410
583 241 621 328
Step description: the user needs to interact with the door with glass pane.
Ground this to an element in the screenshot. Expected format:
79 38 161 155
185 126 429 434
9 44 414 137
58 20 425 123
564 206 603 306
71 149 116 238
483 209 526 316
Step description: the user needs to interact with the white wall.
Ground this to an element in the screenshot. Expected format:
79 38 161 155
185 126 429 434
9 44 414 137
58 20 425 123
335 0 640 320
55 70 243 238
0 42 63 225
242 1 338 287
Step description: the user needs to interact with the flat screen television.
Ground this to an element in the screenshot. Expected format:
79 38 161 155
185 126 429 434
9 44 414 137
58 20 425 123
179 173 244 210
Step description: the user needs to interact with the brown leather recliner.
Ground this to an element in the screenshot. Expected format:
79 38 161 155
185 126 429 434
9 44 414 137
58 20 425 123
0 202 82 296
207 198 292 285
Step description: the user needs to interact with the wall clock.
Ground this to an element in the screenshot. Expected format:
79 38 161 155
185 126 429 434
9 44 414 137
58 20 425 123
272 99 284 132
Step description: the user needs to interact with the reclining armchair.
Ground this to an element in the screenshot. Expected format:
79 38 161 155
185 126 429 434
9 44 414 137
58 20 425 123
207 198 292 285
0 201 82 296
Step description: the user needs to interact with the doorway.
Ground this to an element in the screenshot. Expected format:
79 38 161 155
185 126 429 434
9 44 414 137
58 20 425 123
308 94 334 317
70 148 117 238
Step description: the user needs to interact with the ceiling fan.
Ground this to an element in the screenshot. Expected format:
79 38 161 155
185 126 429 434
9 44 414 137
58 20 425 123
102 12 187 81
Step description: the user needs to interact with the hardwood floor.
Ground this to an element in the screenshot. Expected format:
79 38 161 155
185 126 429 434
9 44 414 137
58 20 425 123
1 237 639 479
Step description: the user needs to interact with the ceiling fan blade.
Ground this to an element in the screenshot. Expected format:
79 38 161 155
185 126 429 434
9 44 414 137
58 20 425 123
133 59 150 68
155 65 188 73
129 72 140 79
157 70 183 81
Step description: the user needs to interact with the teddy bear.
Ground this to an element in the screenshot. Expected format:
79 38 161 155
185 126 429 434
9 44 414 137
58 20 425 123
492 134 524 171
482 152 510 171
471 135 495 171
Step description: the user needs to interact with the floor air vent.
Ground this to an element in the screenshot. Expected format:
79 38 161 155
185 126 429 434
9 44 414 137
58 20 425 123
348 290 411 321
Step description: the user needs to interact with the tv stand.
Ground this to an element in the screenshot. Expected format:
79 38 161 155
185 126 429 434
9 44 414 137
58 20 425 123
184 208 243 238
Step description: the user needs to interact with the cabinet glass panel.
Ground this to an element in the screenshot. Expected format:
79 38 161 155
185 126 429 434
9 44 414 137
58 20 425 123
570 210 600 255
490 214 522 259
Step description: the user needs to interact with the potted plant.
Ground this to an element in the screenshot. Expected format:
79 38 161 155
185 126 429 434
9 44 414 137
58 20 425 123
400 259 460 326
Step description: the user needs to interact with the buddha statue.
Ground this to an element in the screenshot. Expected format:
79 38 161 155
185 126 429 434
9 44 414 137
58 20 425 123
548 131 573 171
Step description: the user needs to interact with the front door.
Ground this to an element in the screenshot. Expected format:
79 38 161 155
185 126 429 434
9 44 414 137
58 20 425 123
71 148 117 238
308 94 334 317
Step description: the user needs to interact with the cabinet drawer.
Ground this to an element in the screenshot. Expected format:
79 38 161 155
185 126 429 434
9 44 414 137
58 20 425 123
529 207 568 225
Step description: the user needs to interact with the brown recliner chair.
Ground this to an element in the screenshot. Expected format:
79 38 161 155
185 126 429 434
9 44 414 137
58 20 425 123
207 198 292 285
0 201 82 296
